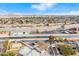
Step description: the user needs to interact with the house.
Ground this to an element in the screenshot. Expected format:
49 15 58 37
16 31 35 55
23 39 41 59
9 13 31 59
10 29 29 37
0 30 10 37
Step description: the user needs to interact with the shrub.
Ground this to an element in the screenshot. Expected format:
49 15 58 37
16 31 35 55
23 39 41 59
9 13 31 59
0 52 16 56
58 44 76 56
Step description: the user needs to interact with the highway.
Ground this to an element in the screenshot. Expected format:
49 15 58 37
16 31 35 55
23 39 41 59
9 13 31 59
0 34 79 41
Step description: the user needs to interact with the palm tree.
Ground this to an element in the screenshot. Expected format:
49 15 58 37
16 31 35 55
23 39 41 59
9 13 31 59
3 40 11 52
48 36 60 55
48 36 55 45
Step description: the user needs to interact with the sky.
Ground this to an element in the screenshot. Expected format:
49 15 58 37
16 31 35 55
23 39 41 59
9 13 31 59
0 3 79 15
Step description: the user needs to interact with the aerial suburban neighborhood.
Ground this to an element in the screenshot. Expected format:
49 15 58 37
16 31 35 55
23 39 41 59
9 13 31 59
0 15 79 56
0 3 79 56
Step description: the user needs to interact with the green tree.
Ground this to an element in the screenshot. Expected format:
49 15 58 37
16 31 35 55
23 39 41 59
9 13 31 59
36 29 39 34
64 38 69 42
45 23 49 26
58 38 64 42
48 36 55 44
58 44 76 56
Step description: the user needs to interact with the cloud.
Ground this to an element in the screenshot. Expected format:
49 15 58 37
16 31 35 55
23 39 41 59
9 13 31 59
56 11 79 15
0 8 79 15
7 11 79 15
31 3 56 11
69 11 79 14
37 11 79 15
